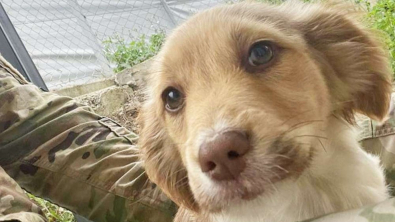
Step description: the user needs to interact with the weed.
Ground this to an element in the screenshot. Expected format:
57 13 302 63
27 192 75 222
103 31 165 73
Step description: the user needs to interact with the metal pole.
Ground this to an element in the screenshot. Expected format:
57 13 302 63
0 3 48 91
67 0 112 77
160 0 178 26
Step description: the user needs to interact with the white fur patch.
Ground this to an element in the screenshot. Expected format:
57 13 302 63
208 116 388 222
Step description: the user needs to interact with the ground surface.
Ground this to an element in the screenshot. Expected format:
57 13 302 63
76 84 144 133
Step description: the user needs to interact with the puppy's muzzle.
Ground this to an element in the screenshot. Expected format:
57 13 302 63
198 131 251 181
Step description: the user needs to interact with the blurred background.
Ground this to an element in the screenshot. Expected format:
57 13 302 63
1 0 393 91
1 0 226 90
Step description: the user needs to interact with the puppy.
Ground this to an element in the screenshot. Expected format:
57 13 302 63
138 1 392 221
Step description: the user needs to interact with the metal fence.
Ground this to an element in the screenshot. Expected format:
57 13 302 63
1 0 225 90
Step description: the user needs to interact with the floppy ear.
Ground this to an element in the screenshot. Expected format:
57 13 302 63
138 98 199 212
296 2 392 123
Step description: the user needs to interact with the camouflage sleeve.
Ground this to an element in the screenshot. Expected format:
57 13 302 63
358 93 395 196
0 55 176 222
0 166 46 222
303 198 395 222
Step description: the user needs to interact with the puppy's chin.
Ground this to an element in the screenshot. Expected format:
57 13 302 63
189 139 313 212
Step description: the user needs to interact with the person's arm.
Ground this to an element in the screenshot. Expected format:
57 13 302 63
359 98 395 197
302 198 395 222
0 55 176 222
0 166 46 222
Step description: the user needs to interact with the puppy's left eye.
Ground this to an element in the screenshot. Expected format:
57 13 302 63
162 87 185 112
248 41 274 66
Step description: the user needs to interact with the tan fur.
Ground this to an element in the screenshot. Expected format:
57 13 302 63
138 1 392 221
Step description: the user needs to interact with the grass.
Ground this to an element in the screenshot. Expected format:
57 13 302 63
103 31 166 73
359 0 395 74
27 192 75 222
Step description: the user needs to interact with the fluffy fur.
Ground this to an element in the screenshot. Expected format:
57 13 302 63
138 1 392 221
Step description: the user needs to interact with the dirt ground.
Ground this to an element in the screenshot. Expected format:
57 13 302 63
75 83 145 134
107 86 144 133
75 59 152 135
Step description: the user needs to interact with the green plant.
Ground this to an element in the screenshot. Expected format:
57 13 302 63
103 31 166 73
27 193 75 222
362 0 395 74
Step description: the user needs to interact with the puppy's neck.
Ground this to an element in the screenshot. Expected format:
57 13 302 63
209 115 388 222
289 114 388 219
316 114 359 154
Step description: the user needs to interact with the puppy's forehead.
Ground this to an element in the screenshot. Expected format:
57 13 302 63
159 3 296 80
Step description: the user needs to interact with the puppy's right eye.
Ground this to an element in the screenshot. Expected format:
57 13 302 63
162 87 185 112
248 41 274 66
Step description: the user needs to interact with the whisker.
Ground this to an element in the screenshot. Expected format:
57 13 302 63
278 110 316 128
292 135 328 140
317 138 327 153
168 168 187 177
262 176 278 194
272 165 289 174
265 167 282 179
174 177 189 186
268 154 292 160
282 120 324 136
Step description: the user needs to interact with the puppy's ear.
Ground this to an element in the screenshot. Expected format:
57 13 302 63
138 100 199 212
297 3 392 123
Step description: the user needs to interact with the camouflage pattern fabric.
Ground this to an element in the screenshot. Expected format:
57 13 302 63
303 198 395 222
358 94 395 197
0 167 46 222
1 53 395 222
0 55 176 222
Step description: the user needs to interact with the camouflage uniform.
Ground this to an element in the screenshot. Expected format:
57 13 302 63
359 96 395 197
0 55 176 222
0 54 395 222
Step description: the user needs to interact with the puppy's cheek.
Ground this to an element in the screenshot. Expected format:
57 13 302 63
184 127 226 204
184 146 200 178
296 123 323 142
185 150 212 204
184 136 203 188
187 163 220 207
288 123 323 162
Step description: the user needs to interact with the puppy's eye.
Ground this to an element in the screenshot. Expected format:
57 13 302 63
163 87 184 112
248 41 274 66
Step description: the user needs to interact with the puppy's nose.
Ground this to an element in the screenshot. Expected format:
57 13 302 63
199 131 251 181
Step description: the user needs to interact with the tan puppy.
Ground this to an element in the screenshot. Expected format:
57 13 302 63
139 1 392 221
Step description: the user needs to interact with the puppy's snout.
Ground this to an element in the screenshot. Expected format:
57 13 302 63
199 131 251 181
